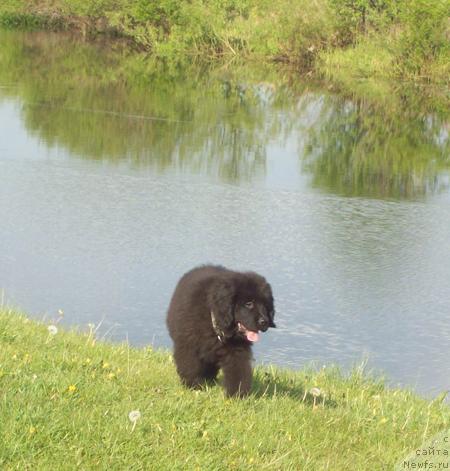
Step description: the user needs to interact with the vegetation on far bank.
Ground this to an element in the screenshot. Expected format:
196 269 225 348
0 308 449 469
0 0 449 85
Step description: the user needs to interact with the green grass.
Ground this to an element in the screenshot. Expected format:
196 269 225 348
319 37 395 81
0 309 449 469
0 12 55 29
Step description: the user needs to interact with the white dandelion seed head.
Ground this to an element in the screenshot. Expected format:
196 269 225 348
128 410 141 423
310 387 322 397
48 325 58 335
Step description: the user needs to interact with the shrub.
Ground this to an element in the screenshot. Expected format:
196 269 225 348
396 0 450 75
328 0 399 45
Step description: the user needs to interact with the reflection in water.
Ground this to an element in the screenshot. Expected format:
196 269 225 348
0 30 448 198
303 97 449 198
1 30 450 400
0 30 288 182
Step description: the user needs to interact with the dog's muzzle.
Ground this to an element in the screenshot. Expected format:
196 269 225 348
257 317 269 331
237 322 260 342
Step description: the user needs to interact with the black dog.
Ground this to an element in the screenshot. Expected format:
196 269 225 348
166 265 275 397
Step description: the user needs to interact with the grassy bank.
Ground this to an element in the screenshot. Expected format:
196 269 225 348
0 0 449 85
0 309 449 469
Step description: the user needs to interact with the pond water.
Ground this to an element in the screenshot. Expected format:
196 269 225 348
1 30 449 399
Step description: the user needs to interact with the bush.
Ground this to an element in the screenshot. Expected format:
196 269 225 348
396 0 450 75
328 0 399 45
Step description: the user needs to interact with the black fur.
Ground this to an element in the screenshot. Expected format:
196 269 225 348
166 265 275 397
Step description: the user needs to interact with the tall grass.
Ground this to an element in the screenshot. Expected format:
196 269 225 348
321 0 450 83
0 309 449 469
1 0 449 83
397 0 450 77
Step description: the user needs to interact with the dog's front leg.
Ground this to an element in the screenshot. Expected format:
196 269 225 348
221 348 253 397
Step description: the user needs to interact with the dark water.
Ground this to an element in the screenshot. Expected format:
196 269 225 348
1 31 449 398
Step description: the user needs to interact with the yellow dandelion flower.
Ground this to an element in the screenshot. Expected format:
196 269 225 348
29 426 37 435
102 362 110 369
67 384 77 393
107 372 115 380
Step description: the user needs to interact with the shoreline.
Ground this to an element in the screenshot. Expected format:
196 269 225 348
1 0 449 89
0 308 449 468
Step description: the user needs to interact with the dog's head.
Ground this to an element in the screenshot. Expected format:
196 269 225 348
207 271 275 342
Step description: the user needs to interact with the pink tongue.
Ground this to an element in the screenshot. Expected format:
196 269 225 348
246 331 260 342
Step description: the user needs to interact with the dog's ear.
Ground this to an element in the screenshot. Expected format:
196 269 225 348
268 310 276 328
207 279 236 336
265 288 276 328
245 272 276 328
259 279 276 328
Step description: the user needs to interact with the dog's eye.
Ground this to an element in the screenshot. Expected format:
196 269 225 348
245 301 254 309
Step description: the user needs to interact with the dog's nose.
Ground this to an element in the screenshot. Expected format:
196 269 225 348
258 318 268 330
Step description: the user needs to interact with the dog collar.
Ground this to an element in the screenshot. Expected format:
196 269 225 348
210 311 225 343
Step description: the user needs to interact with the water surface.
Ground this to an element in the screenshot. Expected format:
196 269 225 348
1 30 449 398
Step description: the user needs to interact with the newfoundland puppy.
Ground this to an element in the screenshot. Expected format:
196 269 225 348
166 265 275 397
